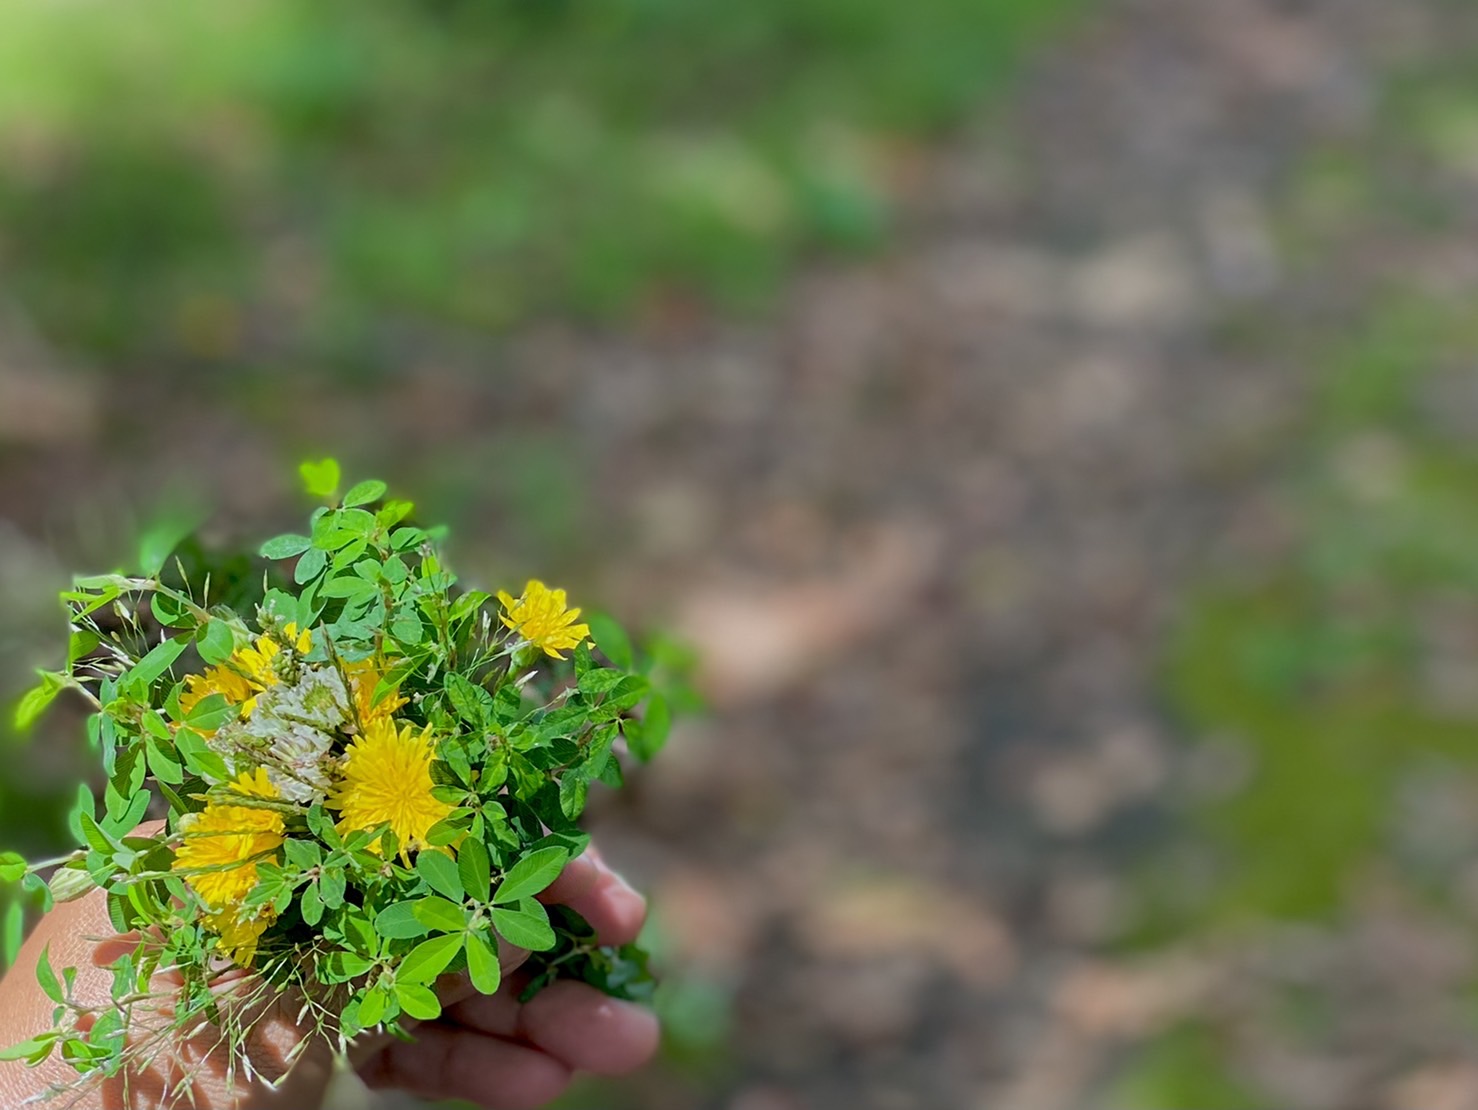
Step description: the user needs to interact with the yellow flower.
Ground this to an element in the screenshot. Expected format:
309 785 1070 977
344 659 408 729
172 769 285 909
330 718 453 858
497 580 591 660
203 907 273 968
177 666 257 729
179 624 313 726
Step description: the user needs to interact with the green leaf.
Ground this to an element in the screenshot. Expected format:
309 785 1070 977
395 983 441 1021
397 934 464 985
13 673 65 732
573 641 595 678
195 620 237 666
36 945 63 1005
300 883 324 927
320 576 377 601
294 546 328 585
140 711 172 741
67 630 99 664
390 526 427 551
342 910 378 955
465 931 501 995
491 900 557 951
597 753 624 789
416 852 464 903
322 951 376 983
104 746 145 818
493 685 524 724
358 983 390 1027
582 723 619 781
444 674 493 728
577 667 626 698
587 613 634 670
493 846 568 905
534 705 586 743
2 901 23 966
282 838 322 870
629 692 671 763
300 458 342 499
342 480 388 508
144 737 184 786
558 773 589 821
66 785 93 847
442 751 474 794
174 728 231 782
379 501 415 529
127 635 189 691
259 534 313 560
374 901 429 940
151 590 191 628
99 789 149 838
412 896 468 934
389 612 424 644
599 675 650 717
458 839 491 905
448 590 491 623
0 1035 56 1064
0 854 27 885
85 1009 126 1060
320 867 347 910
426 816 470 848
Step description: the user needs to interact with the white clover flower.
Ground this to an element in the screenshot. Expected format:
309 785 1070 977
209 663 352 803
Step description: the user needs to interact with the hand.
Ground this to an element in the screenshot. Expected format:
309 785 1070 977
0 847 659 1109
355 846 658 1107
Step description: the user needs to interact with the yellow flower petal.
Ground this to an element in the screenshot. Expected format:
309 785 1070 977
178 623 313 731
203 907 274 968
498 580 592 660
330 719 454 859
344 659 409 730
172 769 285 910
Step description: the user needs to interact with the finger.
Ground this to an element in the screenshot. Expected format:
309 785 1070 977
519 979 660 1077
537 852 600 906
558 863 648 947
360 1025 570 1109
91 930 142 968
346 937 529 1069
442 970 528 1038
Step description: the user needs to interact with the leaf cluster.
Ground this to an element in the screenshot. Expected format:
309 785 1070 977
2 463 674 1101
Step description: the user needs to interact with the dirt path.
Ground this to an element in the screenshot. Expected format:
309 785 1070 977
2 1 1475 1108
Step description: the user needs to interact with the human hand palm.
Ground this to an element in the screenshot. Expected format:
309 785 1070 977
355 848 657 1108
0 848 657 1110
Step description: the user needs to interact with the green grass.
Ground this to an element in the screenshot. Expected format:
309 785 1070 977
1109 1022 1271 1110
1156 296 1478 927
0 0 1083 373
1119 63 1478 1085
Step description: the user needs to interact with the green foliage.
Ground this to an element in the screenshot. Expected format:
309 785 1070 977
1160 297 1478 925
0 0 1081 371
1 461 664 1100
298 459 342 500
1109 1022 1270 1110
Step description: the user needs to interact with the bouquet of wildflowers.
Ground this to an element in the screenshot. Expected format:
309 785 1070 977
1 460 667 1102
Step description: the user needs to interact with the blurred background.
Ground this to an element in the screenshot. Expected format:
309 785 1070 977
3 0 1478 1106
